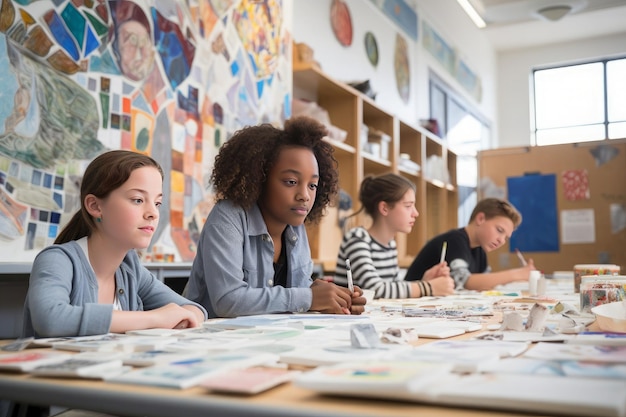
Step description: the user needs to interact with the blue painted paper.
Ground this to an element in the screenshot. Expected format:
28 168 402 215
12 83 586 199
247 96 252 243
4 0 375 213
507 174 559 252
372 0 418 41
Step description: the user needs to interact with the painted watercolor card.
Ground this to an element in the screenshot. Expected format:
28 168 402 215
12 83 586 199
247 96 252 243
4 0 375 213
109 352 280 389
296 361 626 417
30 354 128 379
200 367 301 394
524 342 626 363
0 351 71 372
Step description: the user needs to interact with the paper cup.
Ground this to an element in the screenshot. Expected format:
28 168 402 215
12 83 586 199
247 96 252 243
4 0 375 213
528 270 541 297
573 264 620 293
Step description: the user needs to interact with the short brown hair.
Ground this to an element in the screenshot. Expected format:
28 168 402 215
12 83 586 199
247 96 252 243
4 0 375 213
470 198 522 228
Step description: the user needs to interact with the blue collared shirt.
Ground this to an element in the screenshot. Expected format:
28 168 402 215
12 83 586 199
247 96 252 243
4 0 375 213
185 200 313 318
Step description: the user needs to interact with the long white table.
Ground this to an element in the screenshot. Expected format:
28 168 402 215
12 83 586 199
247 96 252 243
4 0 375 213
0 279 599 417
0 350 536 417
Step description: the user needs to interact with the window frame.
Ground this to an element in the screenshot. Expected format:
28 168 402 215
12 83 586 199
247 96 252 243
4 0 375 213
428 69 491 153
428 69 491 227
531 55 626 146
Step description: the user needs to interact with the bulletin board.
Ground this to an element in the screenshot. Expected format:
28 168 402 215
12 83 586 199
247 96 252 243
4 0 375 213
478 139 626 274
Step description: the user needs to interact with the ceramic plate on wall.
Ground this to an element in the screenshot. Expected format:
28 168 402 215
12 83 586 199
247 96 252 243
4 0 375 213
394 33 410 103
331 0 353 47
365 32 378 67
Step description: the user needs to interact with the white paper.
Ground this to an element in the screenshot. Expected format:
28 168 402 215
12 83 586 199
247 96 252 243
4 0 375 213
560 209 595 244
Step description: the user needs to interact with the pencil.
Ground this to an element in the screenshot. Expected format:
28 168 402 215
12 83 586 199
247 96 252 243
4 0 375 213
440 241 447 263
515 248 527 266
345 258 354 294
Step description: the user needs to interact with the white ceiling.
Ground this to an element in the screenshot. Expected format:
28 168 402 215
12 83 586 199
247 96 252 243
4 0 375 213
465 0 626 50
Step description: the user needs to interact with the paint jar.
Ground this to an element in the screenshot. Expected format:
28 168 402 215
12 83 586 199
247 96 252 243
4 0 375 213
580 275 626 314
573 264 620 293
528 270 541 297
536 272 547 297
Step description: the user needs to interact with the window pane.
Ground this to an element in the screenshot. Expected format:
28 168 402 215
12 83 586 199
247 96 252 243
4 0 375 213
447 98 466 134
535 63 604 129
430 84 446 136
457 155 477 187
609 122 626 139
536 124 605 146
607 59 626 122
448 120 482 155
446 98 486 155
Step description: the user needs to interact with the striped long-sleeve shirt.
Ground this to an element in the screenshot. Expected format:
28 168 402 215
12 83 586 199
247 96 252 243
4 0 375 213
334 227 412 299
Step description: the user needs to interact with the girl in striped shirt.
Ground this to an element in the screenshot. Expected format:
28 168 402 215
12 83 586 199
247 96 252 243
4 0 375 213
334 173 454 299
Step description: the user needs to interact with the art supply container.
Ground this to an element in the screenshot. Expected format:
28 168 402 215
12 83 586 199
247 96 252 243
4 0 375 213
573 264 620 293
528 270 541 297
580 275 626 314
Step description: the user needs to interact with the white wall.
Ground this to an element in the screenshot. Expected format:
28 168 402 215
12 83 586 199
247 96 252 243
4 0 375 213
291 0 497 136
498 32 626 148
292 1 626 150
291 0 416 122
416 1 497 144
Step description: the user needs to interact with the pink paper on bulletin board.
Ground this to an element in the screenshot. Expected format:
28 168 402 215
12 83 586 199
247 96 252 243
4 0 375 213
562 169 590 201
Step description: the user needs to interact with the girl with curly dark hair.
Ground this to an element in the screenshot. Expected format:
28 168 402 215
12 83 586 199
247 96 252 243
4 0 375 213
185 116 366 318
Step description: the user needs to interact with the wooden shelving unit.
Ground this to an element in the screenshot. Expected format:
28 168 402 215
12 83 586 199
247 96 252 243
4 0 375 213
293 63 458 271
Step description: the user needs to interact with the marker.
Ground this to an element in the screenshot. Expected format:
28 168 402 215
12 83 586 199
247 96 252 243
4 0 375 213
440 241 447 263
515 248 527 266
345 258 354 294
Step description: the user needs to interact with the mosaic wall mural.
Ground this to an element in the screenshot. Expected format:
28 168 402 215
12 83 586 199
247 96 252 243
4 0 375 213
0 0 291 262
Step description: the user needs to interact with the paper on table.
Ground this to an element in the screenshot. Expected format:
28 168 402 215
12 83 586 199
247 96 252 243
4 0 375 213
295 361 626 417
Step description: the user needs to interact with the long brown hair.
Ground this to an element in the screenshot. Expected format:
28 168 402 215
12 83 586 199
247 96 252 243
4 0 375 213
54 150 163 244
352 173 416 220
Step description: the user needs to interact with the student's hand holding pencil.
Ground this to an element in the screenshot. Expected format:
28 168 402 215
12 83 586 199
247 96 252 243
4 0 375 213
422 261 450 281
516 258 537 282
310 280 365 315
418 241 453 296
348 285 366 315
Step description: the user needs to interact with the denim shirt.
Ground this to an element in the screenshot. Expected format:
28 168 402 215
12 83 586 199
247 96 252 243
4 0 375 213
185 200 313 318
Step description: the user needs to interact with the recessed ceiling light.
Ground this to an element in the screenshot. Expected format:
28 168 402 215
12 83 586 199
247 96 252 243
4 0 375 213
535 5 573 21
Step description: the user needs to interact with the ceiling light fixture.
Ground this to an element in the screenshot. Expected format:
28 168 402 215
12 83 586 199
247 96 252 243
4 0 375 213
535 5 573 21
456 0 486 29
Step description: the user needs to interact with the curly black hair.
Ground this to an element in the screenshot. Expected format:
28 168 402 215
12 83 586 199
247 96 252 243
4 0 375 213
210 116 339 224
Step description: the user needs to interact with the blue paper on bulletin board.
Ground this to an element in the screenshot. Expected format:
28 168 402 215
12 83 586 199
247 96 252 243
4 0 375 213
507 174 559 252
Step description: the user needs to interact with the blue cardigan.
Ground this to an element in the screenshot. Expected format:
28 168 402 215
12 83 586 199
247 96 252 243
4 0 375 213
22 241 207 337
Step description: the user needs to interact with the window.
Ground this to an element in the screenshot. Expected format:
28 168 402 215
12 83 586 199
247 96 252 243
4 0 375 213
429 73 491 154
532 57 626 146
429 71 491 226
